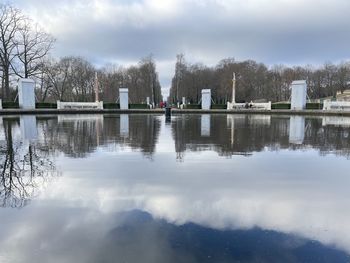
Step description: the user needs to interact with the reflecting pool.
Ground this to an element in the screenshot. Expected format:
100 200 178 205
0 114 350 262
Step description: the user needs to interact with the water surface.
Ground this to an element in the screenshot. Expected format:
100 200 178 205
0 114 350 262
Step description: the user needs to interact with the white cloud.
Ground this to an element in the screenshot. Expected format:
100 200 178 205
10 0 350 94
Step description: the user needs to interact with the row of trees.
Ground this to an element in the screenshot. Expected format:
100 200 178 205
0 4 162 104
36 55 162 103
169 55 350 104
98 56 162 104
3 3 350 105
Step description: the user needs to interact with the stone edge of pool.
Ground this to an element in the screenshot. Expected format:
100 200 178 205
1 108 350 116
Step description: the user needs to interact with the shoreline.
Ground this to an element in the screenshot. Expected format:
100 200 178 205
1 108 350 116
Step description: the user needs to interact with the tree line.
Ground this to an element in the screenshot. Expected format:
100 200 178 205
37 55 162 103
169 54 350 104
3 3 350 105
0 4 162 104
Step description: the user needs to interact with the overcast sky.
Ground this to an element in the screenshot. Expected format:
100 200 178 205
10 0 350 97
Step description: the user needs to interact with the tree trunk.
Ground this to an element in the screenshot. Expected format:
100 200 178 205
3 67 10 101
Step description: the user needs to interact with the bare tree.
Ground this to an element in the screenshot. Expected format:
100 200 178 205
100 63 124 103
15 19 55 78
0 4 24 100
66 56 95 102
139 55 162 104
35 58 54 102
44 57 71 101
175 53 185 103
335 62 350 94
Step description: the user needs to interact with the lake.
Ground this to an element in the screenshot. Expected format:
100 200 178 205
0 114 350 262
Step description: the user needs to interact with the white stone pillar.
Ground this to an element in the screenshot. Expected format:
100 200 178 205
18 78 36 109
0 99 2 109
119 88 129 110
291 80 307 110
201 89 211 110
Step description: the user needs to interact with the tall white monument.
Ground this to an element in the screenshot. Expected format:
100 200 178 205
94 72 100 102
227 72 271 110
232 72 236 104
201 89 211 110
18 78 36 109
290 80 307 110
119 88 129 110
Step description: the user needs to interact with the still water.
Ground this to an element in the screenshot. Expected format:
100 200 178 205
0 114 350 263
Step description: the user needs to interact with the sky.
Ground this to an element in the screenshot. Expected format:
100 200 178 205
9 0 350 97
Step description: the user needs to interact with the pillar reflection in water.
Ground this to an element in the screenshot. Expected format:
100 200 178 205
120 114 129 138
20 115 38 141
200 114 210 137
289 116 305 144
227 115 235 145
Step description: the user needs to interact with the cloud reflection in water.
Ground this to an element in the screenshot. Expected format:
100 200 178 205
0 114 350 262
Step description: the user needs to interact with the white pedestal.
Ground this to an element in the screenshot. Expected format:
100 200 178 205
323 101 350 111
18 79 36 109
119 88 129 110
57 101 103 109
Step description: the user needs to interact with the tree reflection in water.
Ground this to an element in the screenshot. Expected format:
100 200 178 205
172 114 350 160
1 114 350 207
39 114 161 158
0 118 58 208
